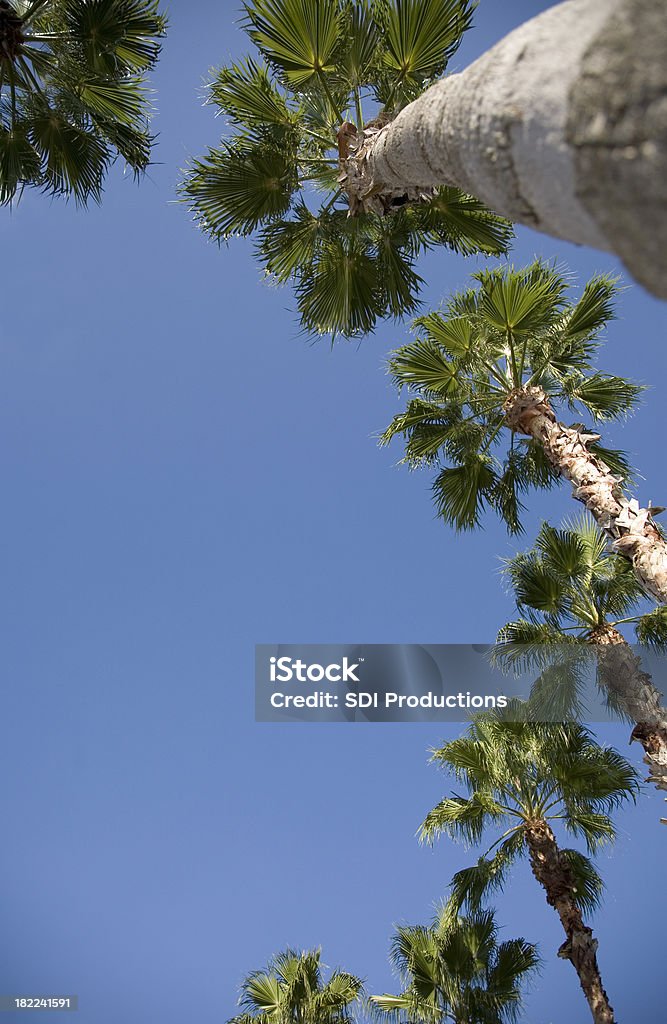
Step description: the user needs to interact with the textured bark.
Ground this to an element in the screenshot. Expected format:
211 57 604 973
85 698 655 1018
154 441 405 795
342 0 667 298
588 625 667 808
502 386 667 604
525 820 615 1024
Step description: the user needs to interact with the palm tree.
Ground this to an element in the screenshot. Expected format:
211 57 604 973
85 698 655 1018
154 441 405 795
343 0 667 300
228 949 363 1024
179 0 512 340
419 718 640 1024
0 0 166 205
496 516 667 809
381 260 667 604
371 907 539 1024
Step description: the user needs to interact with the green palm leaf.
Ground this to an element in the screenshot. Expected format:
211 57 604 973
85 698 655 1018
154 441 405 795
559 849 604 914
336 0 378 88
374 0 474 105
243 0 343 89
60 0 166 74
413 311 472 356
635 605 667 650
432 456 497 531
478 270 562 336
414 187 515 255
183 140 297 238
233 949 362 1024
209 58 296 132
29 100 109 201
374 905 537 1024
76 76 147 125
0 124 40 202
563 274 618 338
296 233 380 337
389 339 458 395
565 372 643 421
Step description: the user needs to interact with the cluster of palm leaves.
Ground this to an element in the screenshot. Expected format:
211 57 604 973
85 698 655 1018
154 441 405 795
498 517 667 652
372 907 538 1024
179 0 513 338
381 261 640 533
229 949 363 1024
225 711 647 1024
0 0 166 204
230 928 539 1024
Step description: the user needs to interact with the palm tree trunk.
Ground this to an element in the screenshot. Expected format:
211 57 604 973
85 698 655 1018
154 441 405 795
588 624 667 812
502 385 667 605
343 0 667 299
524 820 615 1024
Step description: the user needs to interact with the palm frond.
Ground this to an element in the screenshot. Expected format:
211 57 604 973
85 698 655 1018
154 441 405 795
431 456 498 531
337 0 379 91
209 57 296 133
565 373 644 422
635 606 667 651
373 0 474 105
419 792 504 846
0 123 40 202
444 834 525 919
29 100 109 202
559 848 605 914
296 233 380 337
413 187 513 256
59 0 166 75
388 339 458 396
561 274 618 339
0 0 166 203
181 139 297 238
243 0 343 90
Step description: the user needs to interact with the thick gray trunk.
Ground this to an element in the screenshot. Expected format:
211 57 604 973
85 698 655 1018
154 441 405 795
503 386 667 604
344 0 667 298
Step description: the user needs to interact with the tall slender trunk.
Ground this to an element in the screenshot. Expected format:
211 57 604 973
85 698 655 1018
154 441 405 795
588 623 667 817
502 385 667 604
343 0 667 299
524 819 615 1024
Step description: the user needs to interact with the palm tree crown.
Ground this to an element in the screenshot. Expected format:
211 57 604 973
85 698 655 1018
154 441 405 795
420 718 639 1023
0 0 166 205
179 0 512 339
420 718 638 915
229 949 363 1024
497 516 667 802
382 260 641 534
498 516 667 654
372 906 539 1024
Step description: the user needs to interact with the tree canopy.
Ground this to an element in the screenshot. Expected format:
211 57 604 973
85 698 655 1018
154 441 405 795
179 0 513 339
0 0 166 205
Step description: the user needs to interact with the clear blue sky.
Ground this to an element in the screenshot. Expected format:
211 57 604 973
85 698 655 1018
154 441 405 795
1 2 665 1022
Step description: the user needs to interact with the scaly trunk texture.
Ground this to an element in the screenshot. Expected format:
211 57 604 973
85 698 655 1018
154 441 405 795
502 385 667 604
342 0 667 299
525 820 615 1024
588 624 667 819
